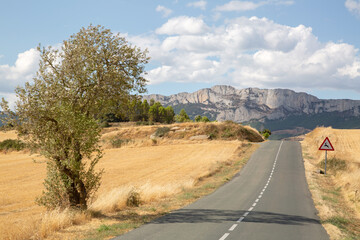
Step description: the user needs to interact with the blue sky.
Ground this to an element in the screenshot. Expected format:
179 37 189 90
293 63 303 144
1 0 360 107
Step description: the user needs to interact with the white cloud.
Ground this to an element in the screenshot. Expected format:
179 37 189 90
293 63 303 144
0 48 40 93
187 1 207 10
215 0 294 12
345 0 360 16
128 16 360 92
0 92 17 111
156 5 173 18
155 16 210 35
215 1 264 11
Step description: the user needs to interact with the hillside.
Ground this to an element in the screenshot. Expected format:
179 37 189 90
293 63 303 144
143 85 360 138
0 122 262 239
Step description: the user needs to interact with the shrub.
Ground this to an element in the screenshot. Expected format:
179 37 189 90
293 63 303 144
126 190 141 207
100 121 110 128
0 139 26 151
111 138 132 148
195 115 202 122
201 116 210 122
154 127 170 138
136 121 154 126
319 157 347 173
221 128 235 138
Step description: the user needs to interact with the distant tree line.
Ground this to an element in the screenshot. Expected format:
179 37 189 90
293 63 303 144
102 98 211 125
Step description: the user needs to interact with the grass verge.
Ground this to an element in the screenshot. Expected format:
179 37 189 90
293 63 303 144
302 146 360 240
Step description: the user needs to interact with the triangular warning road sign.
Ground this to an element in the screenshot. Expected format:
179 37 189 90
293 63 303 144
319 137 334 151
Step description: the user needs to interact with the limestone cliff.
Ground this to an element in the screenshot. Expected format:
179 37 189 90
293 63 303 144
143 85 360 123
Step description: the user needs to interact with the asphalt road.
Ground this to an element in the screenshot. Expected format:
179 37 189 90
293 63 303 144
114 141 329 240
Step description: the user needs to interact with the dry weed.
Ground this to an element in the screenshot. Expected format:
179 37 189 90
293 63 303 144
90 180 195 213
39 209 90 239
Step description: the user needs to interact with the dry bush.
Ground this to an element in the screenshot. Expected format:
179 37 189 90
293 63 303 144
90 180 195 213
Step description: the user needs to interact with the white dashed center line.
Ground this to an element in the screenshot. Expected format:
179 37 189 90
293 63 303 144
218 141 283 240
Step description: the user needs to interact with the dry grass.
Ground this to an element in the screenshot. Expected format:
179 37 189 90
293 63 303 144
0 122 261 239
301 127 360 239
0 130 17 141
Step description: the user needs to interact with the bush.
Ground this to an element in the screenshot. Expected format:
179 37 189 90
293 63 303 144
136 121 154 126
99 121 110 128
126 190 141 207
195 115 202 122
201 116 210 122
0 139 26 151
111 138 132 148
154 127 170 138
319 157 347 173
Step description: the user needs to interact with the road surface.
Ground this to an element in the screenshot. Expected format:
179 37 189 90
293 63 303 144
114 141 329 240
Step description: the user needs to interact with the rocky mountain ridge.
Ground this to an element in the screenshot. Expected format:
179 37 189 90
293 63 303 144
143 85 360 123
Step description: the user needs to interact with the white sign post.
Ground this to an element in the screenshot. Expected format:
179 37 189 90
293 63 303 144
318 137 334 174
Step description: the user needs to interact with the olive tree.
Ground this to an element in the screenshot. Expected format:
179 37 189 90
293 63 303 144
0 25 149 209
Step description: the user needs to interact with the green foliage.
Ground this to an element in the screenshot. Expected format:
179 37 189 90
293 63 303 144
0 139 26 151
111 138 132 148
258 129 271 139
154 127 170 138
135 121 154 126
262 132 270 139
195 115 210 122
175 109 191 122
172 103 218 121
201 116 210 122
1 25 149 210
147 101 174 124
164 106 175 124
323 216 349 230
97 224 111 232
99 120 111 128
319 157 347 173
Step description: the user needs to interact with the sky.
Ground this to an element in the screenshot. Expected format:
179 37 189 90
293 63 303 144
1 0 360 108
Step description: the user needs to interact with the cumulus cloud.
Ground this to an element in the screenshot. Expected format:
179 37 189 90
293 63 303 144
345 0 360 16
155 16 210 35
0 48 40 93
156 5 173 18
187 1 207 10
128 16 360 92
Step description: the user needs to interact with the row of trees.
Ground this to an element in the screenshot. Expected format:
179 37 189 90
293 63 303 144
127 99 175 123
105 99 210 124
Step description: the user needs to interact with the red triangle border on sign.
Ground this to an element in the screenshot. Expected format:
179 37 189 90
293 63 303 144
319 137 334 151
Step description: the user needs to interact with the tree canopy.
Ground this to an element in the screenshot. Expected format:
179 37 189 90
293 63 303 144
1 25 149 209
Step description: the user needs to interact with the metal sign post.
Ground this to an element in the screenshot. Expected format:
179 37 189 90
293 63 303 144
325 150 327 174
319 137 334 175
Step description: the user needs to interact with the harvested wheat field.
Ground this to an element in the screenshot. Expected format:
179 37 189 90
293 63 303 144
301 127 360 239
0 122 262 239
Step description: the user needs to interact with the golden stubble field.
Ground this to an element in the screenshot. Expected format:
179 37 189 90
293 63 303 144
0 123 261 239
301 127 360 239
